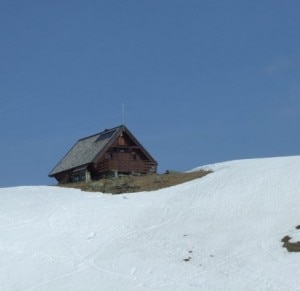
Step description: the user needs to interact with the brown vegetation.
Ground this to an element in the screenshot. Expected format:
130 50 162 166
59 170 212 194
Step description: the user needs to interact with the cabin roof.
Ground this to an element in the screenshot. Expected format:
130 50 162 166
49 126 122 176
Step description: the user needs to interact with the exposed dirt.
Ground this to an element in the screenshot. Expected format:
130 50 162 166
59 170 212 194
281 225 300 252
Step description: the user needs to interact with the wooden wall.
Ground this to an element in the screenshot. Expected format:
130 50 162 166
92 132 157 178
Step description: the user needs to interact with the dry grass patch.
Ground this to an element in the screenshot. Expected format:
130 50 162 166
60 170 212 194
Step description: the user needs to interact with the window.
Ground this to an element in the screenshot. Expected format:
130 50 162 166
106 153 113 160
131 152 137 160
71 170 86 182
118 135 125 146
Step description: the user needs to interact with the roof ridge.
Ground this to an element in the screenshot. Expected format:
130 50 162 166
78 125 123 141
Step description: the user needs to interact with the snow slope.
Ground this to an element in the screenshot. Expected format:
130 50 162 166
1 156 300 290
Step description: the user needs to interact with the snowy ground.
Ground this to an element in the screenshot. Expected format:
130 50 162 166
1 156 300 290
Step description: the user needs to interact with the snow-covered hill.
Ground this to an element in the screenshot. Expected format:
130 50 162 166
1 156 300 290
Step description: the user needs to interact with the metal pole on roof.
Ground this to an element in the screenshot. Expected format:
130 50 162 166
122 102 125 127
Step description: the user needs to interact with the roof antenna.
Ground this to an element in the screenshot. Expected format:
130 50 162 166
122 102 125 127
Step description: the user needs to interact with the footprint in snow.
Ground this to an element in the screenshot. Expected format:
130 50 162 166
87 232 96 240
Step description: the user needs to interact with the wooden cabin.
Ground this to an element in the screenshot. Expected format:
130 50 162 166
49 125 157 183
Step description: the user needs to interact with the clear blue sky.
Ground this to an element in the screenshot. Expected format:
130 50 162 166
1 0 300 187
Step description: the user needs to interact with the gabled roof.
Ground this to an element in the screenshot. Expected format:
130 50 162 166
49 125 156 177
49 126 122 176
